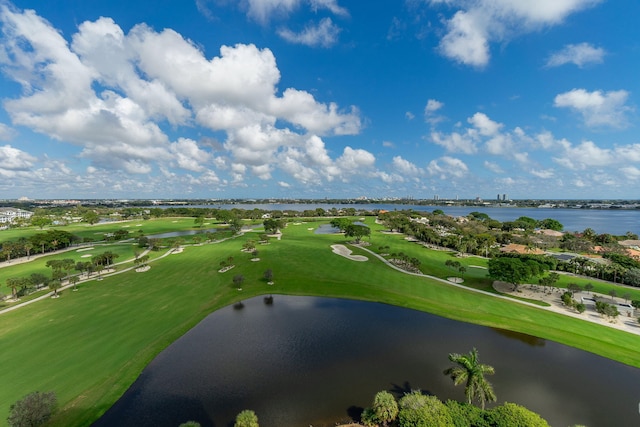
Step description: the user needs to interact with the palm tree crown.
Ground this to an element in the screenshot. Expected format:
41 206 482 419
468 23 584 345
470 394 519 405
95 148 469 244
444 347 496 409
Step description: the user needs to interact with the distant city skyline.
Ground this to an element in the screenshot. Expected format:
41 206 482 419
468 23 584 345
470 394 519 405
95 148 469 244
0 1 639 200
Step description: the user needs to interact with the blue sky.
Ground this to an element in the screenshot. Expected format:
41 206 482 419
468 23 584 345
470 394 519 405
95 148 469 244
0 0 638 200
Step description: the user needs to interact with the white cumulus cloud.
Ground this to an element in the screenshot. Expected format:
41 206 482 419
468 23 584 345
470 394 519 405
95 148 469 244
468 112 502 136
554 88 632 128
0 144 36 171
430 131 477 154
427 156 468 179
392 156 422 176
429 0 601 67
0 4 363 187
551 140 640 170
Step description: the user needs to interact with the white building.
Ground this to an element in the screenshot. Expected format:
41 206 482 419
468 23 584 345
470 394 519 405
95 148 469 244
0 207 33 224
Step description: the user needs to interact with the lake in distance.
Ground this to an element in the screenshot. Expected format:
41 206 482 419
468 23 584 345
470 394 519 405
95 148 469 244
156 203 640 236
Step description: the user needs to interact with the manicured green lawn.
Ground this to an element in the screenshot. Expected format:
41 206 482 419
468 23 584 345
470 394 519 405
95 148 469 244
1 218 640 426
0 217 220 243
0 244 139 284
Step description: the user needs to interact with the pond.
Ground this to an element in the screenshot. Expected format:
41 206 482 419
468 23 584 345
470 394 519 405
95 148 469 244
314 221 368 234
93 296 640 427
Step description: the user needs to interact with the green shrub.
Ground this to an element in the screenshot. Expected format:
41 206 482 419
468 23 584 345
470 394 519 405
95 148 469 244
398 391 454 427
7 391 57 427
444 400 490 427
360 407 378 427
373 390 398 426
234 409 258 427
486 402 550 427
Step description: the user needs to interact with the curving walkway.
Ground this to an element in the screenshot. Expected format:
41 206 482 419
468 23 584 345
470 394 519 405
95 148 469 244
0 248 158 315
354 243 640 336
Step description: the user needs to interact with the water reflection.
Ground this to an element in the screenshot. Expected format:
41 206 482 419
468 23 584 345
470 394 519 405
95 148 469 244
490 328 546 347
93 296 640 427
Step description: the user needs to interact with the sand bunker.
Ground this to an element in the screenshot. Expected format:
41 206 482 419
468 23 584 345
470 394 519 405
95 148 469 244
331 244 368 262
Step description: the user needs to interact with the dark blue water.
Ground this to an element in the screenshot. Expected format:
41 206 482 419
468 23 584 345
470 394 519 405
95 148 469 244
93 296 640 427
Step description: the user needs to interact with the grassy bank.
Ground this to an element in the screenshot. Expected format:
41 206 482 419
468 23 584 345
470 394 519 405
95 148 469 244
1 218 639 426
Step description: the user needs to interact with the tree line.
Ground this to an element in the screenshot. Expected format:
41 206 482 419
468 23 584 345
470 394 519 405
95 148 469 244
378 210 640 288
0 230 78 262
5 250 121 299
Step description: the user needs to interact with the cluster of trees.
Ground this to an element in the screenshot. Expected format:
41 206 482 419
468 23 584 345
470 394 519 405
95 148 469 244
380 208 638 261
561 292 587 314
379 211 507 256
329 218 371 243
388 252 422 273
133 253 150 269
5 251 120 299
7 391 57 427
1 230 77 262
560 228 638 252
177 409 258 427
487 256 553 291
105 229 130 241
263 218 284 234
594 300 620 320
219 256 235 270
357 348 549 427
360 390 549 427
445 260 466 279
551 253 640 287
375 209 640 291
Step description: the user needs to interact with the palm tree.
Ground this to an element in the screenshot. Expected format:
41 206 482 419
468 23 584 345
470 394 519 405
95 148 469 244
61 258 75 284
23 242 33 260
584 283 594 295
69 275 79 291
372 390 398 427
233 274 245 290
444 348 496 409
49 279 62 298
6 277 22 299
101 251 119 269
